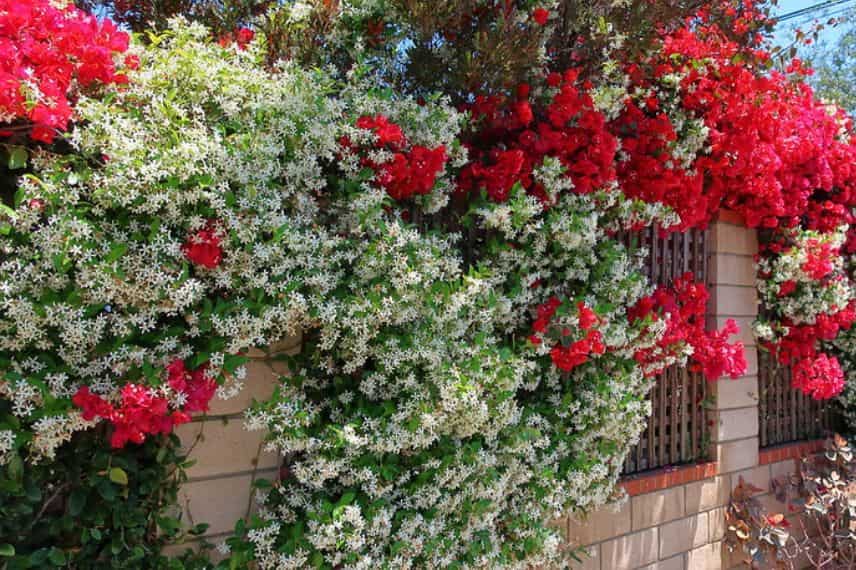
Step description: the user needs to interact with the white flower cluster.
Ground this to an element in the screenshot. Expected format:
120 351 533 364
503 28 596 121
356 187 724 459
756 227 851 326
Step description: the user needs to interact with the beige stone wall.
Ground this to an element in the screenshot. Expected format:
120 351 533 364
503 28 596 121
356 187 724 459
170 335 301 550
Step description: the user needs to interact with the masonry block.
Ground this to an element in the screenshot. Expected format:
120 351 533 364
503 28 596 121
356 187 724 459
568 500 631 545
710 285 757 317
570 544 600 570
712 407 759 442
715 438 759 474
708 507 726 542
756 492 789 514
686 541 723 570
206 359 282 416
731 465 772 497
178 471 275 536
769 458 799 483
709 253 756 287
660 512 709 559
641 554 685 570
713 375 758 410
243 333 302 359
744 350 758 376
685 475 730 512
632 486 685 530
601 528 659 570
176 417 280 480
711 222 758 256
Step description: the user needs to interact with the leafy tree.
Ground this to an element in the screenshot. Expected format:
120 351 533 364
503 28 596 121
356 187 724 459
810 10 856 114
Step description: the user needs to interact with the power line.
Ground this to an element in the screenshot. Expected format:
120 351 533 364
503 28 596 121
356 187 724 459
784 4 855 29
777 0 856 22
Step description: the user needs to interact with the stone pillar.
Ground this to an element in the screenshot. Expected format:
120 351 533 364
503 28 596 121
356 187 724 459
706 212 764 569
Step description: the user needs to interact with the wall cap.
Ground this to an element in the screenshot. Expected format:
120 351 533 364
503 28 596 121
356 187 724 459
621 461 718 496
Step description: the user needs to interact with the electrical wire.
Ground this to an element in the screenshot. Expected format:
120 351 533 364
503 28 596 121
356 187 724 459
777 0 856 22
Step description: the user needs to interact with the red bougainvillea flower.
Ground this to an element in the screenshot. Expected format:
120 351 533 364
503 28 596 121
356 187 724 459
353 114 448 201
792 353 845 400
72 386 115 421
767 304 856 366
801 238 837 280
549 329 604 372
219 27 255 50
532 8 550 25
72 358 218 448
457 70 617 206
108 384 175 448
378 146 448 200
167 359 217 413
0 0 129 142
356 114 406 150
183 223 223 268
236 27 255 48
72 383 187 448
777 280 797 297
629 273 746 380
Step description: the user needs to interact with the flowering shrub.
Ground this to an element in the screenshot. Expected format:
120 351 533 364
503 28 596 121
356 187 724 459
754 227 855 399
725 435 856 569
0 0 853 568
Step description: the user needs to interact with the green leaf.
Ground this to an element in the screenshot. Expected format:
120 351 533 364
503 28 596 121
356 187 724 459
96 479 117 501
338 491 356 506
109 467 129 486
105 243 128 263
48 548 66 565
68 488 86 516
8 147 27 170
0 544 14 556
7 454 23 483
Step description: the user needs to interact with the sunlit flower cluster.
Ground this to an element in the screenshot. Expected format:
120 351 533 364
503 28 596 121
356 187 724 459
0 0 131 142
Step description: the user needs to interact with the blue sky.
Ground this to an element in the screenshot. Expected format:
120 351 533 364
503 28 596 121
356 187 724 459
770 0 854 49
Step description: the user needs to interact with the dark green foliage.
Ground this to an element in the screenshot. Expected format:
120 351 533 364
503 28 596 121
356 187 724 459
0 421 209 569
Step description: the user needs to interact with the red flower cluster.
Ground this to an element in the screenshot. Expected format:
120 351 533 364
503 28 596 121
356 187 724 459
218 27 255 50
183 223 223 269
166 359 217 414
459 70 617 206
72 359 217 448
629 273 747 380
610 99 706 231
649 23 856 231
531 8 550 26
550 330 605 372
767 304 856 366
801 238 838 280
530 298 606 373
352 114 448 201
792 353 845 400
73 384 187 448
0 0 130 143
